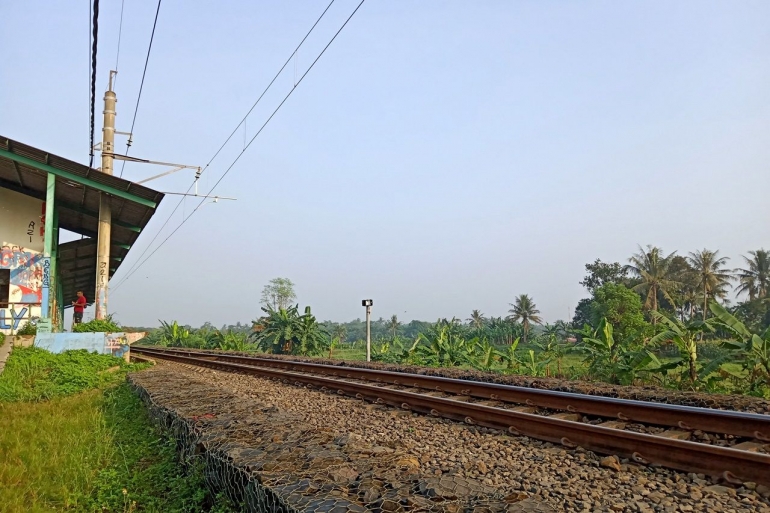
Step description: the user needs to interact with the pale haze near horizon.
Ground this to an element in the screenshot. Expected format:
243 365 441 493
2 1 769 328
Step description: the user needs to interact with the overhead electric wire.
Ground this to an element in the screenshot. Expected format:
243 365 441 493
111 0 367 292
111 0 339 289
118 0 162 178
200 0 337 176
88 0 99 168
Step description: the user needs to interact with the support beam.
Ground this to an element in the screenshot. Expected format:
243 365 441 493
11 159 24 187
41 173 55 319
0 148 157 208
58 254 123 265
55 199 142 232
51 207 60 330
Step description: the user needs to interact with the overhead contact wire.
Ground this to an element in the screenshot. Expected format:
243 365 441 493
119 0 163 178
112 0 367 291
111 0 345 290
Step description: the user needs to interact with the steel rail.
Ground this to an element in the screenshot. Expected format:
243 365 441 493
133 346 770 441
133 347 770 486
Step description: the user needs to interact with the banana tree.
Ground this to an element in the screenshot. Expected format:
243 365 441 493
295 306 328 356
521 349 551 377
534 337 568 377
249 305 301 354
574 318 659 385
649 311 723 385
469 338 503 371
159 320 193 347
415 324 473 367
710 302 770 391
500 337 522 372
211 330 249 351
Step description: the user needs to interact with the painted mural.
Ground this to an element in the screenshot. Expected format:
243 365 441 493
1 189 45 335
1 244 44 303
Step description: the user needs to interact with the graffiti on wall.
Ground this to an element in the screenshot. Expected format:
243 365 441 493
105 333 130 358
1 244 43 304
0 307 31 330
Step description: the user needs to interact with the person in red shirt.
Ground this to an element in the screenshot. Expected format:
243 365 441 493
72 290 86 325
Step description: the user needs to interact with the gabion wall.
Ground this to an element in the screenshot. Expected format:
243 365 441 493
128 367 541 512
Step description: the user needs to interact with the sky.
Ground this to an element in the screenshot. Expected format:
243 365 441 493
2 1 769 328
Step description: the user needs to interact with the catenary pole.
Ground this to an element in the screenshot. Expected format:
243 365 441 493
96 70 117 319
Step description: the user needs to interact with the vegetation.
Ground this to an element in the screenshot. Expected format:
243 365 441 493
141 251 770 398
141 321 254 351
626 245 679 321
0 347 139 402
507 294 542 344
0 348 235 512
16 321 37 336
72 315 121 333
590 283 650 343
249 305 327 356
260 277 297 311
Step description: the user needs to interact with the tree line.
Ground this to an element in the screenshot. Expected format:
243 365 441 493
141 249 770 397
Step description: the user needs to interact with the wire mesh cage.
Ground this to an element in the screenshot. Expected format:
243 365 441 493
129 366 552 512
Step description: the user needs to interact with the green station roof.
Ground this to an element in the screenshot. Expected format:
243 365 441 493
0 136 165 304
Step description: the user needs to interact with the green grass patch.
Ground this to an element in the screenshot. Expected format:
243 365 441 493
0 347 236 512
0 346 149 402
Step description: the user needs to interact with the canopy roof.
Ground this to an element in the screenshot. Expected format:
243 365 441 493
0 136 164 304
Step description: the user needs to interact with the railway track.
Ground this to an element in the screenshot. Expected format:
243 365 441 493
131 346 770 487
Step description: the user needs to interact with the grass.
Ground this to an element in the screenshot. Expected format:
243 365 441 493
0 346 146 402
0 347 237 512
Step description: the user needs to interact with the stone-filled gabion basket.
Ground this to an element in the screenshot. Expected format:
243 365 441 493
128 368 544 513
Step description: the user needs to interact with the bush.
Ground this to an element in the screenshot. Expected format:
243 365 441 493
16 321 37 336
0 332 5 346
73 316 121 333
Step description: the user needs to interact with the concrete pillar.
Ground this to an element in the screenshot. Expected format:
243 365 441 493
41 172 55 319
96 73 116 319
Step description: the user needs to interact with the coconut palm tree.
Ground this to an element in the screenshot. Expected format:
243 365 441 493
331 324 347 344
467 310 486 332
687 249 732 320
507 294 542 344
387 315 402 338
735 250 770 300
626 245 680 322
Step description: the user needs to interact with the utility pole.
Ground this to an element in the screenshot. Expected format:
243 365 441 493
362 299 373 362
96 70 117 319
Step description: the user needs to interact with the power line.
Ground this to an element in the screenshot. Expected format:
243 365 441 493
88 0 99 168
111 0 367 292
200 0 337 176
111 0 338 288
88 0 91 163
118 0 163 178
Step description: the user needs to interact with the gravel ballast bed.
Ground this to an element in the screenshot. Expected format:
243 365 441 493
136 360 770 512
213 351 770 415
129 364 555 512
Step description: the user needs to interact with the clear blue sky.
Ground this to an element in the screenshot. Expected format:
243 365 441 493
2 1 769 327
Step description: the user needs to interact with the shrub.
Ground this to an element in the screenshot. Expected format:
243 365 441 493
73 315 121 333
16 322 37 336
